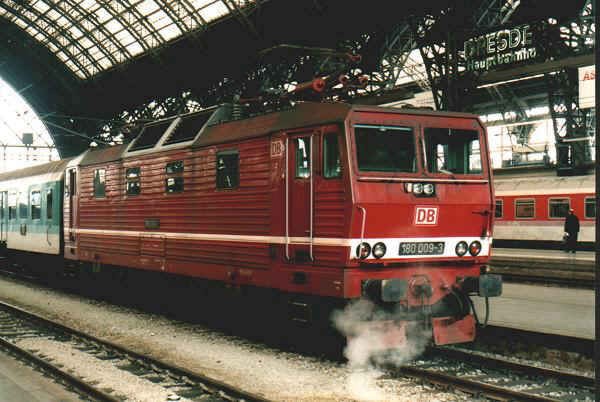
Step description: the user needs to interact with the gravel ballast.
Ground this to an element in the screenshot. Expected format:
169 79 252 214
0 276 465 401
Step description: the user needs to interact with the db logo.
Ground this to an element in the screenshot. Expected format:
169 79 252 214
415 206 438 225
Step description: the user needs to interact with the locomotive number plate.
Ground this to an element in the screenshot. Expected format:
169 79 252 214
399 242 445 256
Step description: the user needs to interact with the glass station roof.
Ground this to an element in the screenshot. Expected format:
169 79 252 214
0 0 257 79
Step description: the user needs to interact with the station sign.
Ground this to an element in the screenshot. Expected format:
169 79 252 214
578 65 595 109
464 24 536 72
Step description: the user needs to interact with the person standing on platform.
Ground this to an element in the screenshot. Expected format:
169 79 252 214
563 208 580 253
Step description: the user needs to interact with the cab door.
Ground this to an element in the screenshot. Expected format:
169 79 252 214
0 191 7 244
286 132 314 262
64 168 78 258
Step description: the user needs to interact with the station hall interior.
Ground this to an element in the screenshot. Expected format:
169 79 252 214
0 1 595 401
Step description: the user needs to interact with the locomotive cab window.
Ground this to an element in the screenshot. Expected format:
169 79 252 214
515 199 535 218
216 151 239 189
548 198 570 218
354 125 416 172
323 133 341 178
30 191 41 220
126 167 141 195
424 128 482 175
495 199 503 218
8 191 16 220
93 169 106 198
165 161 184 193
585 197 595 218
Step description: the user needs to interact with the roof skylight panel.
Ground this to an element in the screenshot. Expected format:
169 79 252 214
126 42 144 56
79 0 97 10
105 19 125 34
98 57 112 69
32 1 50 14
46 9 61 20
198 1 229 23
138 0 161 15
95 7 113 24
115 30 136 45
159 24 182 41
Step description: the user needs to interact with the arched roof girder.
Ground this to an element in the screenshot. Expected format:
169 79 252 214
0 0 261 80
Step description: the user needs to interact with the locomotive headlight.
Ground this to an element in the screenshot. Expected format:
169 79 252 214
423 183 435 195
356 242 371 259
372 242 386 259
455 241 468 256
413 183 423 194
469 241 482 256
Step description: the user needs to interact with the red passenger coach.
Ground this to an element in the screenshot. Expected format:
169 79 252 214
63 101 501 346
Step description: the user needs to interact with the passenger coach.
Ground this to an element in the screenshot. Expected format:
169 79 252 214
0 102 502 346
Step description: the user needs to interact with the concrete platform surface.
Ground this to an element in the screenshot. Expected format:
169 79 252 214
0 349 80 401
473 283 594 340
491 247 595 267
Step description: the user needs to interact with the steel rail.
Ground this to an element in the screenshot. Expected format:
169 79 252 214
397 365 561 402
0 336 119 402
0 300 272 402
435 346 595 387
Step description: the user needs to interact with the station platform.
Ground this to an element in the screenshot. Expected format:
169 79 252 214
489 247 595 285
0 349 80 401
472 282 594 340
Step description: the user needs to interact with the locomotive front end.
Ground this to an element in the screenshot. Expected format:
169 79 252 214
343 109 502 346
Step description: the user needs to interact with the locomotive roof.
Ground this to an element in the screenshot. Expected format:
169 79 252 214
193 102 481 147
0 158 73 182
78 144 128 167
70 101 483 167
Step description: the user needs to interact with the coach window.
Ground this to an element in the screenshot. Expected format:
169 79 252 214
165 161 184 193
30 191 41 220
94 169 106 198
585 197 595 218
216 151 239 189
19 193 27 219
8 191 16 220
323 134 341 178
548 198 570 218
515 199 535 218
495 199 503 218
126 167 141 195
46 189 53 220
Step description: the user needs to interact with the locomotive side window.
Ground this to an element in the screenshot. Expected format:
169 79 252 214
515 199 535 218
30 191 41 220
46 189 53 220
354 125 415 172
8 191 16 220
165 161 184 193
585 197 595 218
323 134 341 178
548 198 570 218
126 167 141 195
93 169 106 198
424 128 482 174
216 151 239 189
295 138 311 178
495 199 503 218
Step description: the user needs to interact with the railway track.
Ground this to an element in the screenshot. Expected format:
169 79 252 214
0 265 594 401
0 300 270 402
389 346 595 402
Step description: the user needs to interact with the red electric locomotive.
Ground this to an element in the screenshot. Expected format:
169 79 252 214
5 101 502 346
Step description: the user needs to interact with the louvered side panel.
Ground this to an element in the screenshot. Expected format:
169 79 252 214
313 180 347 265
